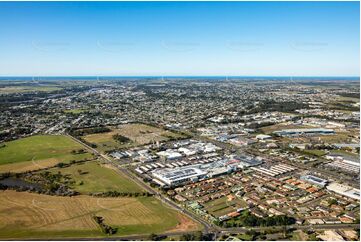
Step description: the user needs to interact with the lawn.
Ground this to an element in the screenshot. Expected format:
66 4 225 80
48 161 144 194
64 109 89 114
0 190 199 239
302 149 327 157
0 135 93 172
203 196 247 218
82 124 184 152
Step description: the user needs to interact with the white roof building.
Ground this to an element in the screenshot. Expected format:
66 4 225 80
152 167 207 186
256 134 272 140
327 182 360 200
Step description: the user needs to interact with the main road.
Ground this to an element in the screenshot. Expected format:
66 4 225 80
66 134 214 235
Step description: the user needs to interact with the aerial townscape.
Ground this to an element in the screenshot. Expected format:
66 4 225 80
0 1 360 241
0 77 359 241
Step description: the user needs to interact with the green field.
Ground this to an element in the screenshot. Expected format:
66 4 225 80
203 196 247 218
0 86 62 94
48 161 144 194
64 109 89 114
302 149 327 157
0 135 93 172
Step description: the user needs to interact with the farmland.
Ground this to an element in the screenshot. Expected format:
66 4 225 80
0 85 62 94
47 161 144 194
0 190 200 239
82 123 184 152
0 133 200 239
0 135 93 172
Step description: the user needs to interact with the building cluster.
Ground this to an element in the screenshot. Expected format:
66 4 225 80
166 167 359 225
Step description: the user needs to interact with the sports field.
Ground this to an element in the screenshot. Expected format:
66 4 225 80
0 190 200 239
0 135 93 172
48 161 144 194
82 123 184 152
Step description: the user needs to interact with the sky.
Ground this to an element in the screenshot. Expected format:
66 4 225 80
0 1 359 76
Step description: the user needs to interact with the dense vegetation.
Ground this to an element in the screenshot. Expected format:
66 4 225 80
218 210 296 227
70 126 111 136
112 134 131 144
0 170 78 196
93 216 118 235
91 190 153 197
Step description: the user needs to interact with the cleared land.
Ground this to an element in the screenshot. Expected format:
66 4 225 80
0 86 61 94
203 196 247 218
82 123 184 152
0 135 92 172
260 123 315 134
48 161 144 194
302 149 327 157
64 109 89 114
0 190 200 239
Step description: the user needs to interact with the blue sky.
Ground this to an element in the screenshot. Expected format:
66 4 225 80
0 1 359 76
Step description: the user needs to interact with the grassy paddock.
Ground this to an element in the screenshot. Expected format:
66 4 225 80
82 123 184 152
0 135 92 172
64 109 89 114
203 196 247 218
48 161 144 194
0 86 62 94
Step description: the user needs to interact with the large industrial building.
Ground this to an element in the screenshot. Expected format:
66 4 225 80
300 175 328 187
326 182 360 200
273 128 335 137
152 166 207 186
250 164 296 177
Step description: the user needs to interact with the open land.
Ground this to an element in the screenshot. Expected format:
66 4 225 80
0 86 62 94
47 160 144 194
0 190 199 239
0 135 93 172
82 123 184 152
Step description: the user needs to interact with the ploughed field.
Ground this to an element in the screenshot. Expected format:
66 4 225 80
0 134 200 239
0 190 199 239
0 135 93 172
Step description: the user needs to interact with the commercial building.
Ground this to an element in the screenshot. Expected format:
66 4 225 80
152 166 207 186
256 134 272 140
273 128 335 137
250 164 295 177
157 150 183 160
326 182 360 200
300 175 328 187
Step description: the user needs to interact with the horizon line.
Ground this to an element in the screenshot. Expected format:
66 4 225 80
0 75 359 78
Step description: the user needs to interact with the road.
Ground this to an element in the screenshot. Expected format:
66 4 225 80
67 134 214 234
219 223 360 233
